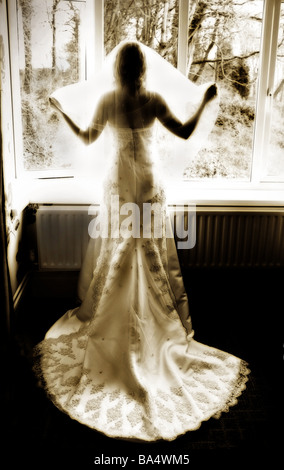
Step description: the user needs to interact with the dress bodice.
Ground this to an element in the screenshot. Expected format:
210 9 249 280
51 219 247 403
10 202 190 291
106 125 160 205
110 125 154 158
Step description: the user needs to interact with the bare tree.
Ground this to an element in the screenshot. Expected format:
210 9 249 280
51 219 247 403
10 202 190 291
65 1 80 82
47 0 61 76
19 0 33 94
19 0 36 161
104 0 178 64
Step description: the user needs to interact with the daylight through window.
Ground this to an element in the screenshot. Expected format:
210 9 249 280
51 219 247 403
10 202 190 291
16 0 86 172
10 0 284 184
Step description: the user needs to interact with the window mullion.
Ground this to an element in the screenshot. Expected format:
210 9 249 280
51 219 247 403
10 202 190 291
261 0 282 181
251 0 281 182
86 0 104 78
177 0 189 75
7 0 24 178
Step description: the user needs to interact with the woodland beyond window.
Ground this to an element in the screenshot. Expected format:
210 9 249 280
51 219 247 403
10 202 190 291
9 0 284 184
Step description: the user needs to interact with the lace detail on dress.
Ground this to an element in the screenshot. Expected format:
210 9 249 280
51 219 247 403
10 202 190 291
34 333 249 441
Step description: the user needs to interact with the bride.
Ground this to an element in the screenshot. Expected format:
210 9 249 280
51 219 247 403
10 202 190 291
34 42 249 441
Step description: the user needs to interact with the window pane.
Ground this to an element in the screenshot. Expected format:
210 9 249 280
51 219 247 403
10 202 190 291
265 1 284 179
184 0 263 180
16 0 86 172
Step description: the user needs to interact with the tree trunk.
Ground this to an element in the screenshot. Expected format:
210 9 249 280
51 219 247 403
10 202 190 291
19 0 35 145
19 0 32 94
186 0 207 76
161 0 169 47
51 0 60 76
67 1 80 81
191 17 220 82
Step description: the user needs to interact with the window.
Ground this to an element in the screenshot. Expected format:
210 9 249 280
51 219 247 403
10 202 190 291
8 0 284 187
12 0 86 174
184 0 263 181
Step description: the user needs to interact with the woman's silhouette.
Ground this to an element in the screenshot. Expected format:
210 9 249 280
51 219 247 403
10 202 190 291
35 42 249 441
60 42 217 142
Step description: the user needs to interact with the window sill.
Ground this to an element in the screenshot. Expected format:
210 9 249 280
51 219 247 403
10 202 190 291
23 176 284 208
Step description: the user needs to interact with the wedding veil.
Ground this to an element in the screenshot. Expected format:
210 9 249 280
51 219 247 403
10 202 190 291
50 40 219 190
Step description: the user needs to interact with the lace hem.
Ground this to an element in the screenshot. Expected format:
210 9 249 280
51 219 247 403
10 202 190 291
33 338 250 442
212 359 250 419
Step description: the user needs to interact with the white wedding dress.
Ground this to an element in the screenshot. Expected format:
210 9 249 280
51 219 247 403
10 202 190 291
34 122 249 441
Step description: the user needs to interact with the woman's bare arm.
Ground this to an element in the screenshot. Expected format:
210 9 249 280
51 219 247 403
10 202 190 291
51 95 108 145
155 84 217 140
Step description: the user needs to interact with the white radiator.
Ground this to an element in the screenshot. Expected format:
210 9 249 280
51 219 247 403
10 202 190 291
177 207 284 268
36 205 95 270
36 205 284 270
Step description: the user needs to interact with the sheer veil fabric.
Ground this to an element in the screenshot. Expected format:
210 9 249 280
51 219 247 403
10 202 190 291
49 40 220 185
34 41 249 442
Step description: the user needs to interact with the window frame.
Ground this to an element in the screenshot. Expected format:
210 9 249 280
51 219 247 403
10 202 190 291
6 0 284 192
177 0 284 187
251 0 283 183
8 0 24 179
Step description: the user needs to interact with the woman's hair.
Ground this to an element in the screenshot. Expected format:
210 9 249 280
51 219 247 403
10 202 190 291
114 42 146 93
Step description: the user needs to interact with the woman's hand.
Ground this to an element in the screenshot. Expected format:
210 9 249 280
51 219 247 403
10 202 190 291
204 84 218 104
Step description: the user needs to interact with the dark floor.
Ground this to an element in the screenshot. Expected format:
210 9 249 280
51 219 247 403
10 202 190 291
5 267 283 468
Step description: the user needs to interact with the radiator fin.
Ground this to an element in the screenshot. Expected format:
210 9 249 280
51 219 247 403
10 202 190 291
36 206 93 270
178 210 284 268
36 205 284 270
